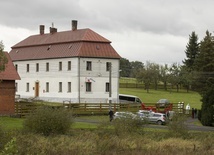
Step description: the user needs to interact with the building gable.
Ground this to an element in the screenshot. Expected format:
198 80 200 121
0 52 20 80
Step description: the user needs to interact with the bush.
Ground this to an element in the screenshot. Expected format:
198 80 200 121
168 114 189 138
23 106 73 136
112 115 145 136
0 125 13 151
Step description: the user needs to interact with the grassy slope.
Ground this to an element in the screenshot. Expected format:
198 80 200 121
119 88 202 109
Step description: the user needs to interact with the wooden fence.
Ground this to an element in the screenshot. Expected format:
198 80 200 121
14 102 186 118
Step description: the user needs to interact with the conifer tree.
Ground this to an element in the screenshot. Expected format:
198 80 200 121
183 31 199 71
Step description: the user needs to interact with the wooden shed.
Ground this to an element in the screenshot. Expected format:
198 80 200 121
0 52 20 115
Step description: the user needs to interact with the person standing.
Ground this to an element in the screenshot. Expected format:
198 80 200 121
109 110 114 122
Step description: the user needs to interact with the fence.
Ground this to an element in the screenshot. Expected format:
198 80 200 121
14 102 187 118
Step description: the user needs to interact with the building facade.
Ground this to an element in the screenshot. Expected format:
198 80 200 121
9 21 121 103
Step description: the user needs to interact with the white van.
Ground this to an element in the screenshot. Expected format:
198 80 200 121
119 94 142 104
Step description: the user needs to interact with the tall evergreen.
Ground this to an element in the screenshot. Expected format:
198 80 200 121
183 31 199 71
194 30 214 126
195 30 214 72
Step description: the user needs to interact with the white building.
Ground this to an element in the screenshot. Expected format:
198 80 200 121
9 21 121 103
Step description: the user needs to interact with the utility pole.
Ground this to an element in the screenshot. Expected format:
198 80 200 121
109 62 112 110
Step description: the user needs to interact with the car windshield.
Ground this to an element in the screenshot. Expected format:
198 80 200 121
158 99 169 103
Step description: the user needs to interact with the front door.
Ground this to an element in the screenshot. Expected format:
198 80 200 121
35 82 39 97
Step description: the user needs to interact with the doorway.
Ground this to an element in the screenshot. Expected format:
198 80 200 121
35 82 39 97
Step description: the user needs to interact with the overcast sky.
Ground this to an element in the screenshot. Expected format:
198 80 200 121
1 0 214 64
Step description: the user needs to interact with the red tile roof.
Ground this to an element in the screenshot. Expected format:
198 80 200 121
0 52 20 80
10 28 121 60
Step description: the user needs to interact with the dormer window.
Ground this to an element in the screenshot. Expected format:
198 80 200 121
47 45 51 50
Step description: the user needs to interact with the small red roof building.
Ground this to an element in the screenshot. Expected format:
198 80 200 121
0 52 20 115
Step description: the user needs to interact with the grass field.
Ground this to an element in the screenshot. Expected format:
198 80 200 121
120 88 202 109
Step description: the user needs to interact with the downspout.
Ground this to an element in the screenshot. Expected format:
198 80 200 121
117 59 120 103
78 57 80 103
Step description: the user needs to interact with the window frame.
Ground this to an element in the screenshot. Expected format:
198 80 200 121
106 62 111 71
15 64 18 71
68 82 71 92
46 82 49 92
26 83 29 92
36 63 39 72
68 61 71 71
46 62 49 72
86 61 92 71
15 83 18 92
59 82 62 92
105 82 110 92
59 62 62 71
86 82 92 92
26 64 29 72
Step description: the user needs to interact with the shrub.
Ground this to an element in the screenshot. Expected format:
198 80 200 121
0 138 18 155
23 106 73 136
112 114 145 136
168 114 189 138
0 125 13 151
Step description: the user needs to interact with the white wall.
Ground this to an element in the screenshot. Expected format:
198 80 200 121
14 57 120 103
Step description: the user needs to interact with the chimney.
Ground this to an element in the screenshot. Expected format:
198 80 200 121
49 27 57 34
72 20 78 31
39 25 45 35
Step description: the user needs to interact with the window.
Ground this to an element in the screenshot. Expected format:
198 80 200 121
36 63 39 72
68 82 71 92
26 64 29 72
26 83 29 92
59 62 62 71
106 62 111 71
86 82 91 92
86 61 92 71
59 82 62 92
46 63 49 72
46 82 49 92
106 82 110 92
15 64 18 71
68 61 71 70
15 83 18 92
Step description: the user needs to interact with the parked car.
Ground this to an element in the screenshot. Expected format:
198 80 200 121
147 112 167 125
137 110 167 125
113 112 138 120
157 99 170 108
136 110 151 118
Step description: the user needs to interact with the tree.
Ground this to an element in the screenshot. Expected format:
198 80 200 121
120 58 132 77
182 31 199 91
0 41 8 72
200 78 214 126
136 61 156 93
183 31 199 71
149 63 160 90
168 63 181 92
193 30 214 92
159 64 169 91
192 30 214 126
180 65 194 92
130 61 144 78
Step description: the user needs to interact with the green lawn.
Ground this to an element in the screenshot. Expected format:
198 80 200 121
119 88 202 109
0 117 24 130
